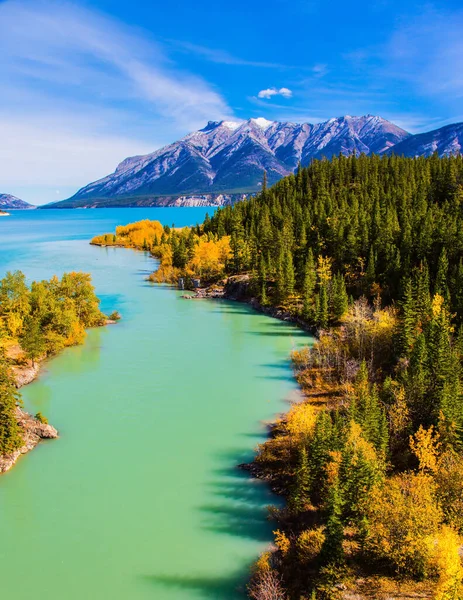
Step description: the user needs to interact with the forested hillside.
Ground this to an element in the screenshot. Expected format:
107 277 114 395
206 154 463 598
94 154 463 598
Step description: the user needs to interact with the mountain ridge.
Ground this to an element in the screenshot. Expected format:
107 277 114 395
0 194 35 209
43 115 463 208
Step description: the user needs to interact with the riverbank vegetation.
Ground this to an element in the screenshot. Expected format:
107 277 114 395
93 153 463 598
91 219 232 283
0 270 106 462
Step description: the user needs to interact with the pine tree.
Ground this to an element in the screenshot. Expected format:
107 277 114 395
316 285 329 329
435 248 450 303
406 333 432 426
257 254 268 305
0 353 23 456
365 246 376 293
332 273 349 322
321 471 344 565
289 446 311 513
277 248 295 302
415 262 432 325
283 248 295 298
400 278 417 356
302 248 316 320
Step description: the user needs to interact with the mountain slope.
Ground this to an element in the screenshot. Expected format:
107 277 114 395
0 194 35 209
386 122 463 157
45 115 410 208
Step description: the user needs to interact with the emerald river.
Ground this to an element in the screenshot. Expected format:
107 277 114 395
0 208 311 599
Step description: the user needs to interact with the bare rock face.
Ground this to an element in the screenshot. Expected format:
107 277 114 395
0 408 58 474
223 274 252 301
11 362 40 388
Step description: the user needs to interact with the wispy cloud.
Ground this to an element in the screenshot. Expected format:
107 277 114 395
384 8 463 99
0 0 234 203
167 40 290 69
312 64 329 78
258 87 293 99
338 6 463 130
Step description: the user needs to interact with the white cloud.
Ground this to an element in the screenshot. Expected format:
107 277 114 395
0 0 234 202
0 114 155 188
279 88 293 98
258 87 293 99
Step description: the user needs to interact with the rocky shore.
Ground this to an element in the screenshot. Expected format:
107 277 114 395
0 407 58 474
0 346 59 474
1 316 118 474
182 273 316 334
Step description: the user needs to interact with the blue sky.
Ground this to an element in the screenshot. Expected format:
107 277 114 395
1 0 462 204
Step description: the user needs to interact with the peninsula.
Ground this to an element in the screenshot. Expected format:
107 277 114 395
0 270 119 473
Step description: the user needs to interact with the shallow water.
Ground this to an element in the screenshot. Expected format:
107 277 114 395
0 209 311 599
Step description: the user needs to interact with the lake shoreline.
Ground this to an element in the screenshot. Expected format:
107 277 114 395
183 273 317 335
0 318 117 474
0 407 58 474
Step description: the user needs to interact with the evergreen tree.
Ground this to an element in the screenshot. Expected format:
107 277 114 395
400 278 417 356
257 253 268 305
365 246 376 293
0 353 23 455
435 248 450 302
302 248 316 320
316 285 329 329
332 273 349 322
289 446 311 513
321 471 344 565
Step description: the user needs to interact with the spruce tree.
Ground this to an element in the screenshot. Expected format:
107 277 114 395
332 273 348 322
302 248 316 320
400 278 417 356
321 473 344 565
435 248 450 302
365 246 376 293
289 446 311 513
0 354 23 456
316 285 329 329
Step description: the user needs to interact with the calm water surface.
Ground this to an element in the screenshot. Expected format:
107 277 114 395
0 209 311 599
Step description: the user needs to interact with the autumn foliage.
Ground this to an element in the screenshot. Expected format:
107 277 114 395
0 270 107 456
91 219 232 285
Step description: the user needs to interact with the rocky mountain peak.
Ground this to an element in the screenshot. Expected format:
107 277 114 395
44 115 462 208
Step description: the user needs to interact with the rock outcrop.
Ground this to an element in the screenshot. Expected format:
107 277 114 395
0 408 58 474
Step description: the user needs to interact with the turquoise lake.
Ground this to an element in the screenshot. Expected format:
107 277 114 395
0 208 311 599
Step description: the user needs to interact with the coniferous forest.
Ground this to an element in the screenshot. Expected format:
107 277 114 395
94 154 463 599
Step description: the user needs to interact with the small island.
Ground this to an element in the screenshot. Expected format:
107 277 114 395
0 270 119 473
0 209 10 217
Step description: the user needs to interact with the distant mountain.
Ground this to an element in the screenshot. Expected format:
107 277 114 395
386 122 463 157
0 194 35 209
44 115 410 208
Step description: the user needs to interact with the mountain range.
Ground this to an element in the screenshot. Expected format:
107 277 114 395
0 194 35 209
44 115 463 209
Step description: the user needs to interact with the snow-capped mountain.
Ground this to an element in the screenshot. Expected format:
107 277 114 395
385 121 463 158
44 115 461 208
0 194 35 209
